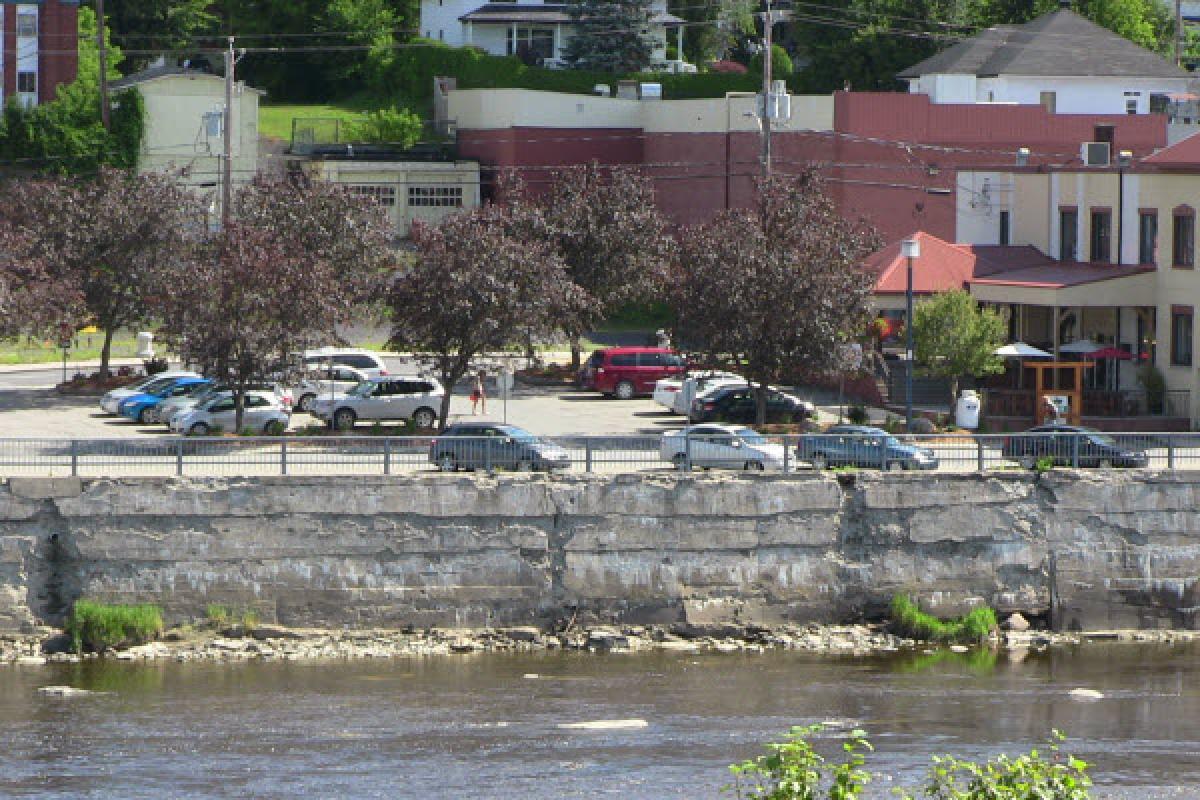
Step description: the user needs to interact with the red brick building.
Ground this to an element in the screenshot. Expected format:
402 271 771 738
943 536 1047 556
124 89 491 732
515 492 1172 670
448 88 1167 242
2 0 79 107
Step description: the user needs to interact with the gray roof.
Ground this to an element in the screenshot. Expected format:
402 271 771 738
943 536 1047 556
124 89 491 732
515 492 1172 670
897 9 1190 80
460 3 682 25
110 64 267 94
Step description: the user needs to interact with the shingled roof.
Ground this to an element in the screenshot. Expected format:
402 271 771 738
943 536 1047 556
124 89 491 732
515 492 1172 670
897 8 1189 80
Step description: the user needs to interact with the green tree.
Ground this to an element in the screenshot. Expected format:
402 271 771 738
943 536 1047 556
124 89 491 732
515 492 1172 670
86 0 215 73
911 289 1006 405
562 0 656 72
349 107 423 146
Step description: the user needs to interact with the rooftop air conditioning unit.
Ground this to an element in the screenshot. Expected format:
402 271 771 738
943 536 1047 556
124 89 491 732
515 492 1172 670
1082 141 1111 166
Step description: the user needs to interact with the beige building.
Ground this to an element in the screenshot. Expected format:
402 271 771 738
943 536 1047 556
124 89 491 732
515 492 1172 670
957 134 1200 425
302 156 481 238
110 65 263 215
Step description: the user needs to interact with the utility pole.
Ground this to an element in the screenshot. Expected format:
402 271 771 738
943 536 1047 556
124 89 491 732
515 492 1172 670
761 0 773 178
223 37 235 229
1176 0 1184 66
96 0 110 130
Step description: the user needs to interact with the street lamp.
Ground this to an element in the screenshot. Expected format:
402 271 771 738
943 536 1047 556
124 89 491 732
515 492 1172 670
901 237 920 432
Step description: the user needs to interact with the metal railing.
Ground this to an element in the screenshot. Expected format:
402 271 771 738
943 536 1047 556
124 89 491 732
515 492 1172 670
1 432 1198 478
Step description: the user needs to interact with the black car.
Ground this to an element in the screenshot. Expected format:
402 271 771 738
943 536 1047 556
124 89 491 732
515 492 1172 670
689 386 813 424
1001 424 1149 469
429 424 571 472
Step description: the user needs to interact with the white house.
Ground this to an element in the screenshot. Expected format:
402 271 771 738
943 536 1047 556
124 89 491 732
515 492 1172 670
419 0 694 72
897 1 1192 115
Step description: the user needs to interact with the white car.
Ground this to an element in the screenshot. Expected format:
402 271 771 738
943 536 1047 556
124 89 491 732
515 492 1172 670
310 376 444 430
156 384 292 427
293 365 369 413
652 377 684 411
99 370 201 414
302 348 389 380
660 424 788 471
673 373 747 416
170 391 291 435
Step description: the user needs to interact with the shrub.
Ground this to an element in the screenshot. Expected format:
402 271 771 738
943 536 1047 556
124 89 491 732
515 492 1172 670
1036 456 1055 473
888 595 996 644
728 723 872 799
846 405 868 425
65 600 164 654
348 107 423 147
910 731 1092 800
749 44 794 78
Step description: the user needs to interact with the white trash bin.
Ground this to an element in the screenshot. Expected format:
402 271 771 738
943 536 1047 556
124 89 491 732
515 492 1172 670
955 389 981 429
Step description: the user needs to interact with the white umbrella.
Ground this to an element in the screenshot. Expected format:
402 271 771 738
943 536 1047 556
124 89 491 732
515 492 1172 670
994 342 1052 358
1059 339 1102 354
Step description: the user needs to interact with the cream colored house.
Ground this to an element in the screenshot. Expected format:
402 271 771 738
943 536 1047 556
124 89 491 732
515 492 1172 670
110 65 263 214
956 134 1200 425
302 157 481 238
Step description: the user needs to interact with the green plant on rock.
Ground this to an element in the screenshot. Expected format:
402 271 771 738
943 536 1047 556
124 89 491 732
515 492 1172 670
205 603 231 627
65 600 163 654
1035 456 1055 473
727 723 872 799
240 609 260 631
889 595 996 644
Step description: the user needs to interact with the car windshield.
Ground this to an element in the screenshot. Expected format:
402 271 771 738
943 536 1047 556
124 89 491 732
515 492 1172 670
498 426 538 443
733 427 766 444
196 396 223 411
347 381 375 397
1086 431 1118 446
140 378 173 394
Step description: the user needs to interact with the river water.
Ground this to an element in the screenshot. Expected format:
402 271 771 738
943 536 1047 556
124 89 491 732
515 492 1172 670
1 643 1198 799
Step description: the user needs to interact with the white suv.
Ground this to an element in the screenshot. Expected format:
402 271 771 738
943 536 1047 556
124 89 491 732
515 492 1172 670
310 376 444 430
302 348 388 380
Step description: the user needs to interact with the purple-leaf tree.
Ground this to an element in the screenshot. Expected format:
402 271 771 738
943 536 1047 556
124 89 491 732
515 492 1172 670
0 225 82 341
158 175 392 432
388 202 587 430
672 171 881 425
0 168 203 376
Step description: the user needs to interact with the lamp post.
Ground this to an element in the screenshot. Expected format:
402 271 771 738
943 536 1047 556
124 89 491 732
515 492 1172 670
901 237 920 431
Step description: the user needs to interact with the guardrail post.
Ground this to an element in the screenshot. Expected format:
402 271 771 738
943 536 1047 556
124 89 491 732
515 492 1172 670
1070 433 1080 468
1168 435 1176 469
976 437 985 472
70 440 78 477
879 435 887 470
585 438 593 473
783 435 790 473
684 433 692 471
484 438 492 473
175 438 184 477
280 440 288 476
383 438 392 475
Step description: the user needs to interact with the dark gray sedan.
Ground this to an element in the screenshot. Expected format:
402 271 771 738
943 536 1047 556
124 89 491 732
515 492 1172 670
429 424 571 472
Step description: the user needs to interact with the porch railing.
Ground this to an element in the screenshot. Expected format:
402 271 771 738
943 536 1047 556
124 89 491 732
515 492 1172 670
983 389 1190 419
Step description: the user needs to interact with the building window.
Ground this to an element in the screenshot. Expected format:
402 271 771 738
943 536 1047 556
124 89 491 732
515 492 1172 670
16 12 36 38
1150 93 1170 114
1060 209 1077 261
999 210 1010 245
16 72 36 95
1173 207 1195 268
506 27 554 61
1089 209 1111 262
1039 91 1056 113
347 185 397 208
1138 211 1157 265
1171 307 1193 367
408 186 463 207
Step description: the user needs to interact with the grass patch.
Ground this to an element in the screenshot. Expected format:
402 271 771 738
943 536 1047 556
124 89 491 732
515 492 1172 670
889 594 997 644
259 103 369 142
65 600 164 654
0 330 149 365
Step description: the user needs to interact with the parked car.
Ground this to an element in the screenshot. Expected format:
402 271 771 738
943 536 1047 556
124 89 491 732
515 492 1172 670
310 376 444 430
155 383 291 427
117 377 212 424
429 424 571 472
579 347 685 399
170 390 290 435
293 365 369 413
1001 424 1149 469
689 385 814 424
302 348 389 380
672 372 746 416
652 377 685 410
797 425 938 471
99 370 201 414
660 424 787 471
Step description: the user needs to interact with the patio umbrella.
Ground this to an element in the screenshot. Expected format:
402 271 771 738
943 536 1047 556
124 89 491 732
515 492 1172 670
994 342 1052 358
1060 339 1102 354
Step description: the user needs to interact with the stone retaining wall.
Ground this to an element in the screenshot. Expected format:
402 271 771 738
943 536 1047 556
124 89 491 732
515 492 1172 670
1 471 1197 632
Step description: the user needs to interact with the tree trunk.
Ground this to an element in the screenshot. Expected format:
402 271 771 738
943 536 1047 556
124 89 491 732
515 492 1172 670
570 333 582 372
438 383 453 432
234 388 245 434
99 327 114 378
948 376 960 414
755 380 768 427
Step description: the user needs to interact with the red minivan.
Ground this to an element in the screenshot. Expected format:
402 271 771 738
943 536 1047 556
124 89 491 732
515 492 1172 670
580 347 685 399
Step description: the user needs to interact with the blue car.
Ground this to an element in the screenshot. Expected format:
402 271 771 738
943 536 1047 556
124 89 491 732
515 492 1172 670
119 377 212 424
798 425 939 471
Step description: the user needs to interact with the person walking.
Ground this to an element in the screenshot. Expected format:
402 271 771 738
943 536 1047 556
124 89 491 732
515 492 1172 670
470 370 487 415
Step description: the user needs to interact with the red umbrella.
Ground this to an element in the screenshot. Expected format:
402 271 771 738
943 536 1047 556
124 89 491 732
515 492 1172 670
1085 347 1134 360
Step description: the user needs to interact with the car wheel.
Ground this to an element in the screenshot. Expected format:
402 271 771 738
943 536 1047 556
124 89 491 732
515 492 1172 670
744 460 765 471
1018 455 1036 470
810 452 828 470
413 407 437 429
1097 458 1113 469
263 419 285 436
297 393 316 413
615 381 636 400
671 453 691 471
515 459 535 473
436 453 457 472
333 409 357 431
189 422 210 436
887 460 905 472
136 408 151 424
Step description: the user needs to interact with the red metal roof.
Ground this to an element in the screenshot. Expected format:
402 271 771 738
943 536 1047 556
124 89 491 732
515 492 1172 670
1143 132 1200 168
969 262 1154 288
